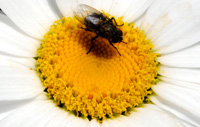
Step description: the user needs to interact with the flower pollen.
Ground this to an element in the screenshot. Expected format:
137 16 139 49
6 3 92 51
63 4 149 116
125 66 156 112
36 16 159 120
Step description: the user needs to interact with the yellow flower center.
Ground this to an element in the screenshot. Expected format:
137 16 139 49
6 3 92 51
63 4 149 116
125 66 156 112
36 16 159 120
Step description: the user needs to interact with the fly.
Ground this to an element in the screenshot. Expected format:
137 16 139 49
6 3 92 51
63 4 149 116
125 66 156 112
73 4 125 56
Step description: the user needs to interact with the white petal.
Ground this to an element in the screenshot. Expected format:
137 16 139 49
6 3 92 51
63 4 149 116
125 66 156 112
87 119 102 127
90 0 104 11
99 0 114 13
0 0 60 39
0 66 43 100
0 100 62 127
35 92 48 100
141 0 200 54
56 0 74 18
151 96 200 127
56 0 152 23
56 0 95 18
152 82 200 126
56 0 104 18
109 0 154 23
103 118 128 127
101 104 184 127
45 111 89 127
36 93 90 127
181 122 197 127
113 116 138 127
134 14 145 28
158 43 200 68
0 110 15 121
159 66 200 84
0 14 40 57
103 104 184 127
0 99 33 114
161 77 200 91
130 105 184 127
0 54 36 69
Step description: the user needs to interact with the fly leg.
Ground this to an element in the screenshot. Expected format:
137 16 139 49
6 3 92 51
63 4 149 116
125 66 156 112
110 17 124 26
109 40 121 56
81 27 92 32
87 34 99 54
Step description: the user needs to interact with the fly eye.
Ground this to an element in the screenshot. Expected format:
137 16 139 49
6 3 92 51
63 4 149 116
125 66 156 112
117 30 122 36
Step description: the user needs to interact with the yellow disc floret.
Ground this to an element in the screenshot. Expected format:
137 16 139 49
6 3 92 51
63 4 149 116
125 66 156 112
36 16 159 120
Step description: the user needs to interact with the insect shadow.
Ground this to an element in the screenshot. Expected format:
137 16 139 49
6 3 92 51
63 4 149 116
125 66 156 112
77 32 119 59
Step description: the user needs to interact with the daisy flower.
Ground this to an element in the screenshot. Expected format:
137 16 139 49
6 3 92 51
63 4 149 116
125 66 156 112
0 0 200 127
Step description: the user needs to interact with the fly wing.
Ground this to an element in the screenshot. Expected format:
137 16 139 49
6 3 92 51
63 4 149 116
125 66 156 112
78 4 101 14
73 4 103 24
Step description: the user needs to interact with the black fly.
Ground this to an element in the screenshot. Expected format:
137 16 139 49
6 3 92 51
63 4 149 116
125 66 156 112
73 4 124 56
